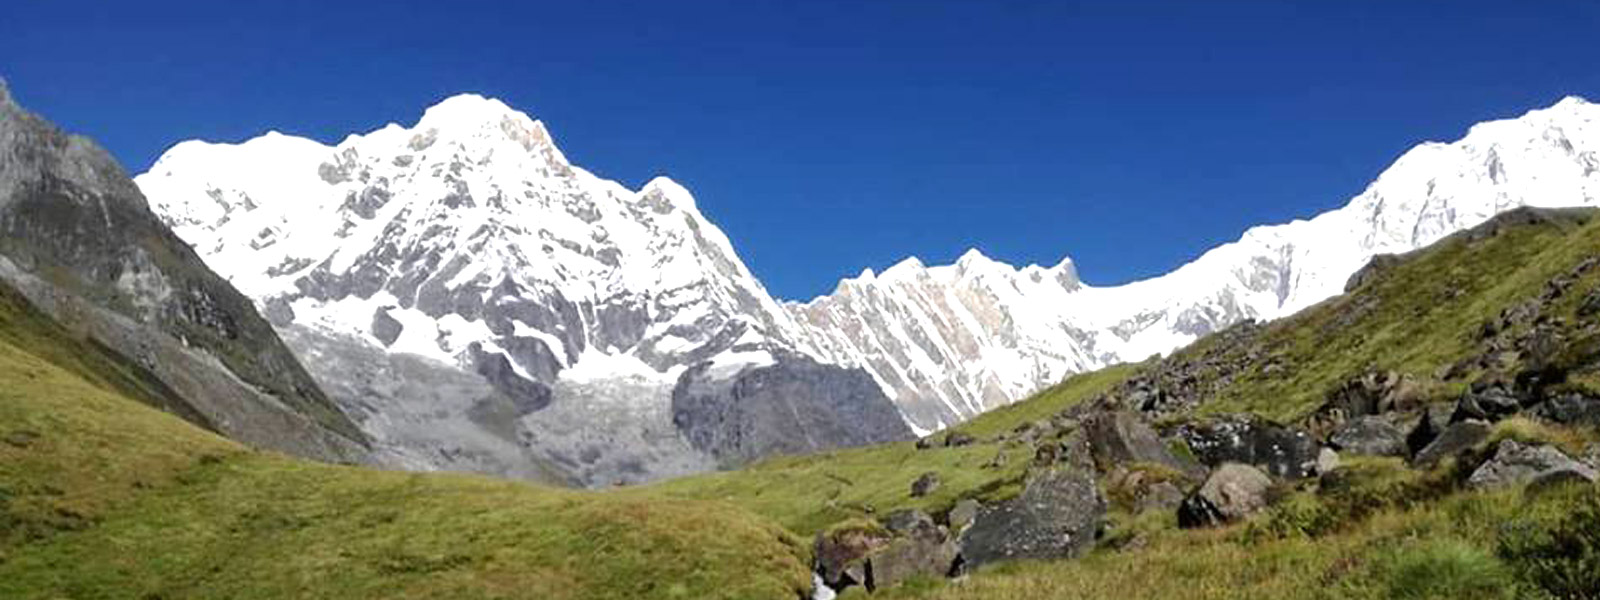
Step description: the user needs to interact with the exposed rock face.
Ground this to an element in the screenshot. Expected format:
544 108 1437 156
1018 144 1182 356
0 82 366 463
1468 440 1598 489
957 465 1105 570
1176 415 1321 479
1453 382 1527 423
1329 416 1408 457
1177 463 1273 528
670 349 912 467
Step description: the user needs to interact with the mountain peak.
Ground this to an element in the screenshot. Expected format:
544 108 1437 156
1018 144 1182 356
418 93 527 128
1554 95 1592 109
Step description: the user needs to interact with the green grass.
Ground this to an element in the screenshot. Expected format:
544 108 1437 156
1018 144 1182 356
0 294 809 600
953 364 1139 439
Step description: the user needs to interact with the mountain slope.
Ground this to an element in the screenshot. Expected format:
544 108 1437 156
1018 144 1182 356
788 96 1600 431
136 95 909 485
134 94 1600 481
0 283 811 600
0 81 366 463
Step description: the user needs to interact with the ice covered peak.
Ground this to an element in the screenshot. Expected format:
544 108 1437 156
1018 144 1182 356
638 176 699 212
955 247 990 267
881 256 927 281
418 93 529 129
1553 95 1592 109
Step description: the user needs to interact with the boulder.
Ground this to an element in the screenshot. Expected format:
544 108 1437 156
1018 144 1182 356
1315 447 1341 475
882 509 933 534
1177 463 1273 528
871 514 959 589
1176 415 1320 479
957 465 1105 570
1329 416 1407 457
1467 440 1598 490
1405 404 1454 457
910 472 941 497
1084 410 1195 474
946 499 980 533
944 431 977 447
1451 382 1525 423
814 524 892 590
1531 393 1600 427
1136 481 1186 514
1411 420 1490 467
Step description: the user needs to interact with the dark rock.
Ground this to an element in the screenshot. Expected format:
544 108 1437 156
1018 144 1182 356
1468 440 1597 489
957 465 1105 570
1176 414 1320 479
1405 403 1455 457
671 350 914 466
1084 410 1194 474
1177 463 1272 529
466 343 552 414
2 430 40 448
370 307 403 347
1411 420 1491 467
1531 393 1600 427
944 431 977 447
1452 382 1525 423
1328 416 1407 457
915 436 938 450
910 472 941 497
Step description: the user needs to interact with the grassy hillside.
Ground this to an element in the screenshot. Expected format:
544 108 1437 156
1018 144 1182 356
6 207 1600 599
0 288 810 600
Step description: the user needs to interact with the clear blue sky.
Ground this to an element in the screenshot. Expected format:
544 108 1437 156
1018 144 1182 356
4 1 1598 300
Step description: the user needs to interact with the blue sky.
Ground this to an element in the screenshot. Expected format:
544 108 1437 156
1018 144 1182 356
4 1 1598 300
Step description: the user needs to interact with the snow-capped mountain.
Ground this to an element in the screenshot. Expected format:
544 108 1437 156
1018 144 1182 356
787 96 1600 431
136 95 911 485
136 93 1600 482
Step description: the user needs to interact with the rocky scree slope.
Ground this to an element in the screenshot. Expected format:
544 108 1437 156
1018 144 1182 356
0 81 366 463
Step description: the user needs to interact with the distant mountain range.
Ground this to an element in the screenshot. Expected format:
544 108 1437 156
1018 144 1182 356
133 93 1600 485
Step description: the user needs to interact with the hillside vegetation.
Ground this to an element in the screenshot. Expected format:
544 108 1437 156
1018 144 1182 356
0 282 810 600
5 208 1600 599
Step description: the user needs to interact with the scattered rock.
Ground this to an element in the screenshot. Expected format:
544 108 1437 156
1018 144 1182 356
1177 463 1272 528
882 509 933 534
1136 481 1186 514
981 449 1009 470
1531 393 1600 427
1405 404 1454 457
1315 447 1340 475
1176 415 1320 479
1411 420 1491 467
1452 382 1525 423
815 524 892 590
1329 416 1407 457
947 499 980 533
1468 440 1597 490
944 431 977 447
915 436 938 450
958 465 1105 570
370 307 403 347
910 472 941 497
871 515 960 589
2 430 40 448
1084 410 1195 475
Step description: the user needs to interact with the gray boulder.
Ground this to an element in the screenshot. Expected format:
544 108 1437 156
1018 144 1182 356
1177 415 1320 479
910 472 941 497
1532 393 1600 427
871 513 959 589
1405 404 1455 457
1084 410 1195 474
946 499 980 533
1452 382 1525 423
1177 463 1273 529
1468 440 1598 490
1411 420 1491 467
1329 416 1407 457
814 524 891 591
957 465 1105 570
